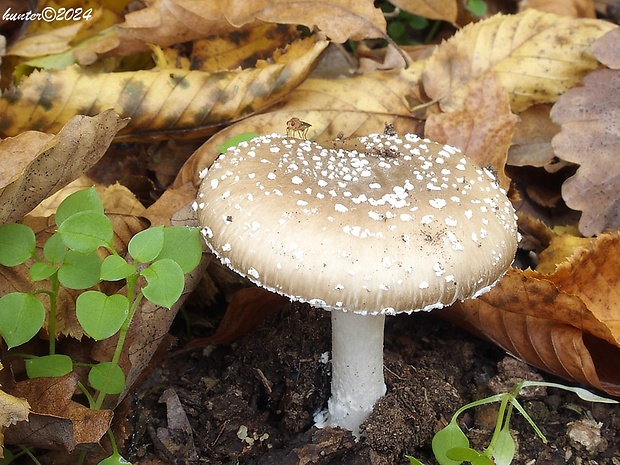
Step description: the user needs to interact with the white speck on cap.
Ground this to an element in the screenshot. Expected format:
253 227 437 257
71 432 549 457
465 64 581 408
197 133 518 315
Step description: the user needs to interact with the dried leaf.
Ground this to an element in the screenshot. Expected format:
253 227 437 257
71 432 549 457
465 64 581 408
445 232 620 396
0 35 328 141
424 72 518 190
0 110 129 225
5 22 83 57
507 104 561 168
591 28 620 69
386 0 458 23
422 9 615 113
5 373 113 451
551 68 620 236
90 0 385 58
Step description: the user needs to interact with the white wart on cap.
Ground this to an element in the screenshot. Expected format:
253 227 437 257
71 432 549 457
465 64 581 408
195 132 518 314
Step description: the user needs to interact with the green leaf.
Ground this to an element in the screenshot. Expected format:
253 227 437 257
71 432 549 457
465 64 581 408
55 187 103 226
406 456 427 465
89 362 125 395
76 291 129 341
43 232 67 264
155 226 202 273
0 223 35 266
432 422 471 465
446 447 494 464
58 250 102 289
25 354 73 378
492 429 516 465
141 258 184 308
100 254 136 281
29 261 58 281
216 132 259 153
58 210 114 253
98 453 131 465
128 226 164 263
0 293 45 349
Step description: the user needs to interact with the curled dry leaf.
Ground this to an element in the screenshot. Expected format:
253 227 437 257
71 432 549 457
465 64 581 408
0 110 128 225
446 233 620 396
551 68 620 236
0 35 328 141
507 104 561 168
424 72 518 190
422 9 615 113
4 373 113 452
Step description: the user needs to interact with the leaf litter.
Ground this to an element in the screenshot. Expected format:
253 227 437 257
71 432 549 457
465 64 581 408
0 1 619 464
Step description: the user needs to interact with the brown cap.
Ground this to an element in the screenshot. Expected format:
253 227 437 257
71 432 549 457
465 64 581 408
196 133 518 315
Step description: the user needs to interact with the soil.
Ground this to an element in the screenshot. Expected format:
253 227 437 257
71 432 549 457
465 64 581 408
121 295 620 465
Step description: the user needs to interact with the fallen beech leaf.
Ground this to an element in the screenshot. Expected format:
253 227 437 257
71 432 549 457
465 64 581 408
446 233 620 396
551 68 620 236
184 287 288 348
377 0 457 23
422 9 615 113
174 67 425 188
4 373 113 451
592 28 620 69
424 72 518 190
0 35 328 141
0 110 128 225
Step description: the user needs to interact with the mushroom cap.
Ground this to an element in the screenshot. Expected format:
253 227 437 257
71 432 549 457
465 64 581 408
196 133 518 315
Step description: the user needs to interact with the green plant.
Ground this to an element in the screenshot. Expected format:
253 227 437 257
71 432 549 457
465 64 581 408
406 380 618 465
0 187 202 464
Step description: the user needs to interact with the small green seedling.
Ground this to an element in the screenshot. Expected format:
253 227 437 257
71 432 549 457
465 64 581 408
216 132 259 153
406 380 618 465
0 187 202 464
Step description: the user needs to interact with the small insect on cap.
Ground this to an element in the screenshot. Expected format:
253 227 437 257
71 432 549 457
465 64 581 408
196 133 518 315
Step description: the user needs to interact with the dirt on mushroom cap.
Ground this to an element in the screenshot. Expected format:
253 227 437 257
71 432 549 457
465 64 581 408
196 132 518 314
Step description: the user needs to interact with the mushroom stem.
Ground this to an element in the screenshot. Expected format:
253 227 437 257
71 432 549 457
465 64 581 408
327 310 387 434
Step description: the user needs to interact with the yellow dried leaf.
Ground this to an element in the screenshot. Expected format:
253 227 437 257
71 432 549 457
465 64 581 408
518 0 596 17
0 110 128 225
424 72 518 190
0 388 30 457
422 9 615 113
5 22 83 57
0 35 328 141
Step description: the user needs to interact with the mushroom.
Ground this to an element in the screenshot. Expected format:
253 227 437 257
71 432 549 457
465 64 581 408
195 130 518 435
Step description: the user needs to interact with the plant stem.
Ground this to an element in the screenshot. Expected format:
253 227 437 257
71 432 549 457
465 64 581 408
47 275 60 355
